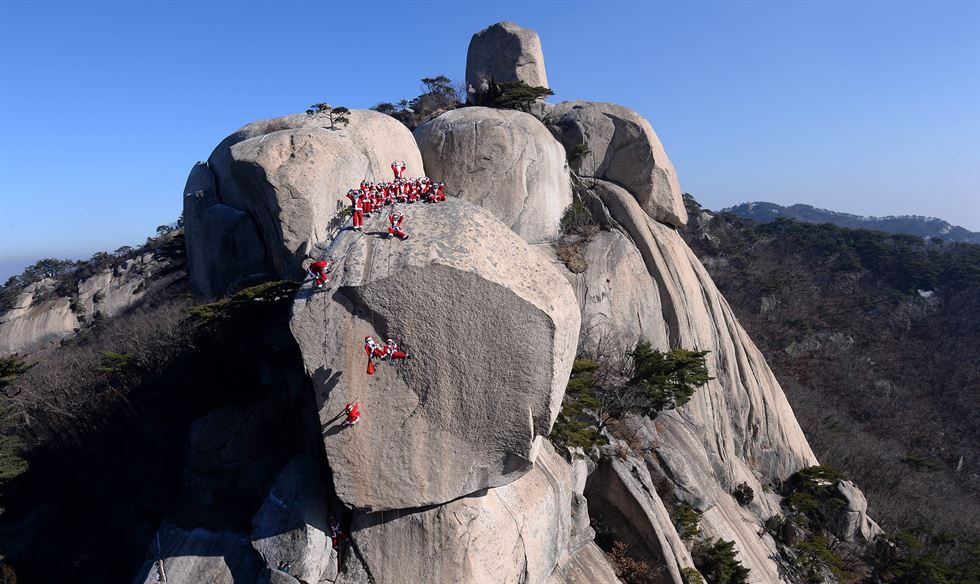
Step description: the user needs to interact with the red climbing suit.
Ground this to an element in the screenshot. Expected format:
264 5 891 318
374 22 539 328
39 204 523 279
391 160 406 179
434 182 446 202
364 336 386 375
388 213 408 239
347 190 363 230
361 192 374 217
384 339 410 360
308 259 329 288
343 401 361 426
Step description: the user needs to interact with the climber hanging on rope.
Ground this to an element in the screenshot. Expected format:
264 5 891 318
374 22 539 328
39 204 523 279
342 401 361 427
308 258 329 289
388 212 408 240
383 338 411 361
329 516 346 549
364 336 387 375
391 160 406 179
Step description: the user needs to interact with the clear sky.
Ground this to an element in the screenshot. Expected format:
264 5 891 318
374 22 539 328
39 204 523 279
1 0 978 280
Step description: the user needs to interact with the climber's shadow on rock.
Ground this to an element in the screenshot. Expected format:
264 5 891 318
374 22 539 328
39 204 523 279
312 366 343 413
365 230 389 239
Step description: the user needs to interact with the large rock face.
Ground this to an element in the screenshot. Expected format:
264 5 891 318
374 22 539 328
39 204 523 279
414 107 571 243
339 443 574 584
466 22 549 100
544 102 687 227
549 177 820 582
290 198 580 511
186 110 424 299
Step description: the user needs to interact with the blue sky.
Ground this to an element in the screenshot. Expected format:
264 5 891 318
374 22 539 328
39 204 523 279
1 0 978 279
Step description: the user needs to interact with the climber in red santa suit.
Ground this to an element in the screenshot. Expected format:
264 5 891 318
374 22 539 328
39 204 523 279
391 160 406 179
360 190 374 218
360 180 372 195
364 336 387 375
342 401 361 427
308 259 329 289
383 338 411 361
433 181 447 202
346 189 363 231
373 186 385 210
397 179 410 203
388 212 408 240
407 180 421 203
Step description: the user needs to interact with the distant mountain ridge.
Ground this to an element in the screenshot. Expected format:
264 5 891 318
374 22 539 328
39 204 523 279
724 201 980 244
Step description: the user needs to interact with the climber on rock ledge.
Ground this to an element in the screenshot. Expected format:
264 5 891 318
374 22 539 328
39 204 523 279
388 212 408 240
308 258 329 289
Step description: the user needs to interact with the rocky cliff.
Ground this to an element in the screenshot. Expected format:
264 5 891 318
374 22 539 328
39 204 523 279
165 21 879 584
0 232 185 356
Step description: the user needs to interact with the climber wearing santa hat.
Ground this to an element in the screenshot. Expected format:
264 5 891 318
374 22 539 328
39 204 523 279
342 401 361 427
383 338 410 361
397 178 410 203
388 212 408 240
391 160 406 179
360 190 374 218
364 336 387 375
346 189 364 231
308 258 329 289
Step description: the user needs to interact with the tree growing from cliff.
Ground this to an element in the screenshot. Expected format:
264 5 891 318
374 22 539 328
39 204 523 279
627 343 712 415
479 79 554 112
306 102 350 130
552 343 712 454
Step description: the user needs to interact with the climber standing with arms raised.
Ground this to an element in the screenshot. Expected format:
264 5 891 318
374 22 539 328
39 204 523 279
391 160 406 179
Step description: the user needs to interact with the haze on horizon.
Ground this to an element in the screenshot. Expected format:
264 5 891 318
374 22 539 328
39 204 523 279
1 0 977 280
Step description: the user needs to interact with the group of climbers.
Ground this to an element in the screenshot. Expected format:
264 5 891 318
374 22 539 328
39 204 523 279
344 160 448 233
364 335 410 375
313 162 433 433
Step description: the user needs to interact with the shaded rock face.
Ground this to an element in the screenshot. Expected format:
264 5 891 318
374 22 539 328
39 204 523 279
183 162 268 300
414 107 571 243
290 198 580 511
466 21 549 100
585 451 695 584
186 110 424 300
544 102 686 227
340 443 573 584
250 456 334 584
134 523 262 584
0 281 78 355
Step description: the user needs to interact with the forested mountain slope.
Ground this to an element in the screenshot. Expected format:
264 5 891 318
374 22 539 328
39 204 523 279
681 195 980 572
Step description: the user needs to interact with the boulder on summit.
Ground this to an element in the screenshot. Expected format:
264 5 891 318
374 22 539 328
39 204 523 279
290 198 580 511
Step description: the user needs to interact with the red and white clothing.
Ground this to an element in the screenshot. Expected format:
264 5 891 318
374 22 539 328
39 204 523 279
347 190 364 230
384 339 409 360
397 180 410 203
388 213 408 240
433 182 446 202
364 336 386 374
308 259 329 288
343 401 361 426
361 192 374 217
391 160 406 179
